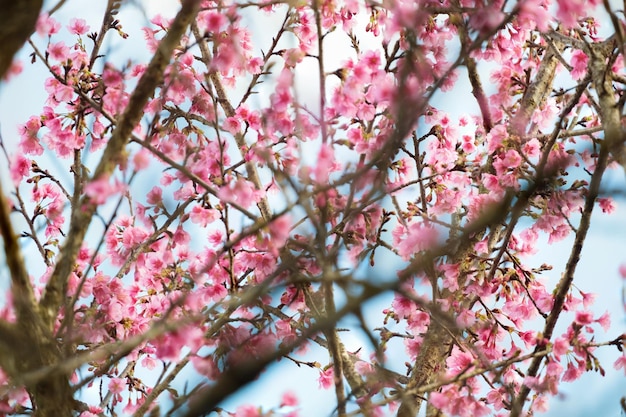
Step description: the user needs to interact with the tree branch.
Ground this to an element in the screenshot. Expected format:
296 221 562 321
39 0 202 330
510 39 621 417
0 0 43 79
0 180 38 324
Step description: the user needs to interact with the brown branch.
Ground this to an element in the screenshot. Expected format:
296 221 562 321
13 188 49 265
0 320 20 377
453 12 492 133
487 75 591 283
312 0 329 143
89 0 123 68
237 8 291 107
0 0 43 79
179 187 524 417
349 347 555 416
510 37 564 136
191 22 272 221
39 0 202 330
191 19 376 414
510 40 621 417
398 22 563 417
0 179 38 323
132 354 192 416
130 136 258 220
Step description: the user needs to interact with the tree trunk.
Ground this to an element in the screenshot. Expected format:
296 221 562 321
0 0 43 79
396 321 452 417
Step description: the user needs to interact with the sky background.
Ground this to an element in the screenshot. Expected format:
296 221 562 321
0 0 624 416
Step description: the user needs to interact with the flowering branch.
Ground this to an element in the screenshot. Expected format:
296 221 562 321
511 35 625 417
40 0 202 329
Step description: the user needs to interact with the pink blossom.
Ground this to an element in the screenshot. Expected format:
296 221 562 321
531 98 559 130
313 143 337 183
142 27 159 53
614 355 626 374
37 13 61 36
552 337 570 358
523 138 541 159
108 377 125 394
282 48 305 68
528 282 553 312
546 360 564 380
44 77 74 104
224 116 241 135
522 375 540 390
503 298 535 323
141 355 157 371
446 346 474 375
271 68 293 112
68 18 89 35
280 391 298 407
235 405 262 417
486 389 506 410
428 391 448 410
18 116 44 155
4 59 23 80
246 56 263 74
486 124 507 154
189 206 219 227
146 186 162 205
394 222 439 261
204 11 227 32
191 356 219 379
481 174 501 193
47 41 70 61
562 361 584 382
570 50 588 80
456 309 476 328
518 331 537 348
532 395 550 413
218 178 262 209
595 311 610 331
10 154 30 185
461 134 476 153
107 302 124 322
575 310 594 326
517 227 539 257
268 215 291 250
425 138 458 173
471 399 492 417
598 197 616 214
440 263 460 292
133 149 151 170
469 8 504 34
494 149 522 175
122 398 139 414
579 291 596 309
556 0 599 28
318 367 334 389
208 230 224 246
84 177 126 205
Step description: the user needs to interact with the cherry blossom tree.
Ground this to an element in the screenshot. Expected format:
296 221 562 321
0 0 624 416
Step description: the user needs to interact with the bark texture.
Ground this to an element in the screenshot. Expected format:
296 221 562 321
0 0 43 79
396 33 563 417
0 1 201 416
